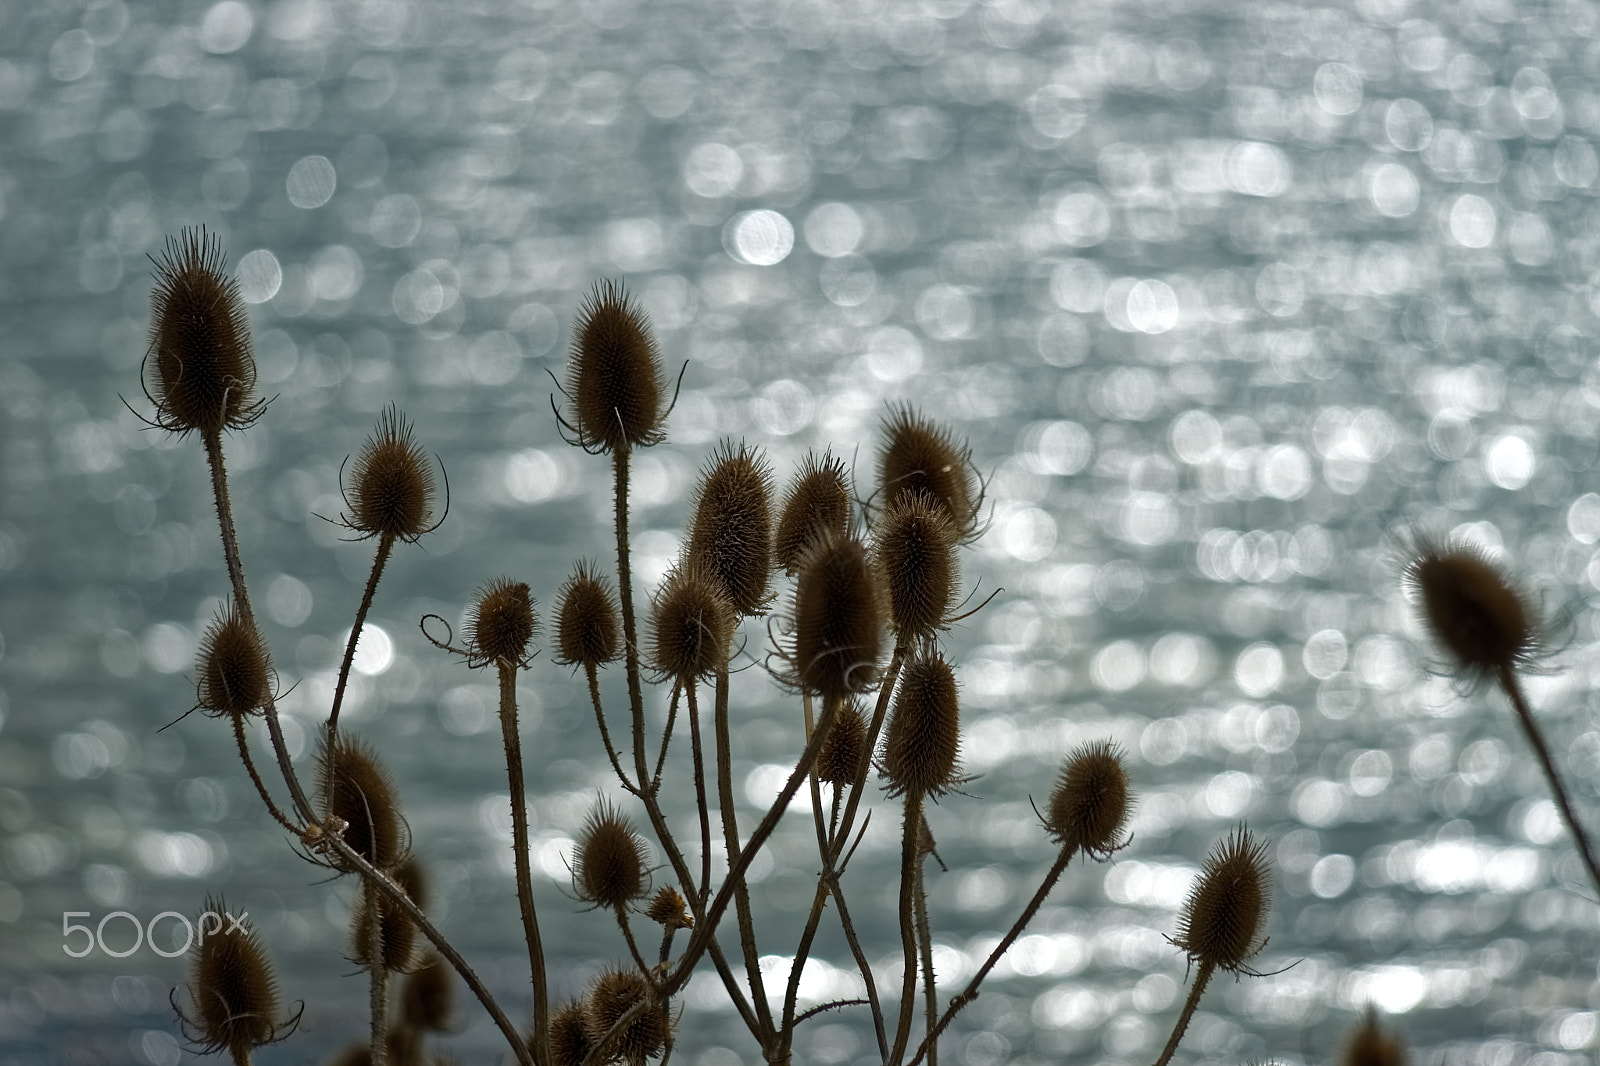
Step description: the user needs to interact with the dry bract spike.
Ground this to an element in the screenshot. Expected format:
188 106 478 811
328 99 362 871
1404 534 1542 684
565 280 667 454
316 733 406 872
196 602 273 717
1174 826 1272 973
648 564 736 682
1045 741 1132 858
343 404 440 543
878 405 978 540
774 449 852 575
573 800 648 909
785 533 887 702
467 578 538 667
686 440 774 614
177 896 297 1060
555 561 622 668
881 652 962 798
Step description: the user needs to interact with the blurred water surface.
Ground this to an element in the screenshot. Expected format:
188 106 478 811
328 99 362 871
7 0 1600 1062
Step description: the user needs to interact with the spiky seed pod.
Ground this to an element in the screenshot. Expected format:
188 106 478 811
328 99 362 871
648 564 736 682
1404 535 1542 685
555 561 622 668
873 490 959 640
316 733 406 871
564 280 667 454
467 578 538 667
584 969 669 1066
816 700 869 786
775 450 853 575
178 896 296 1059
1045 741 1132 858
573 801 648 909
881 653 962 798
878 405 977 539
195 602 273 717
686 441 775 614
401 955 453 1032
343 404 440 543
145 228 263 437
787 534 887 702
646 885 692 930
1342 1008 1407 1066
1174 826 1273 973
349 877 420 974
550 1000 595 1066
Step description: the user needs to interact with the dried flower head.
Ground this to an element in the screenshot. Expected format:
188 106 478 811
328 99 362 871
648 564 736 682
881 652 962 798
144 228 264 437
686 441 774 614
401 954 454 1032
1403 533 1543 685
1174 826 1272 973
342 404 442 543
550 1000 595 1066
645 885 692 931
774 450 852 575
555 561 622 669
195 602 273 717
175 896 299 1059
316 733 407 871
816 700 869 786
466 578 538 668
584 969 670 1066
573 800 648 909
1045 741 1132 858
873 490 959 640
562 280 667 454
784 533 887 702
1342 1008 1407 1066
878 405 978 540
349 877 420 974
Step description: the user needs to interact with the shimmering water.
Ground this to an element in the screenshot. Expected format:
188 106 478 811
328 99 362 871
7 0 1600 1062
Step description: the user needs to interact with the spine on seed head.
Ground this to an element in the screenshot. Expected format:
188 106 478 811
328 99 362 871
555 560 622 669
1174 825 1272 973
785 533 887 702
648 563 736 682
573 799 648 909
342 404 440 543
1044 740 1132 858
564 280 667 454
177 895 297 1060
467 578 538 667
881 651 962 798
774 449 852 575
873 489 959 641
195 602 273 717
685 440 775 615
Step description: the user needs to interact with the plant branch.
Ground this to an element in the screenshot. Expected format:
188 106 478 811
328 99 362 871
499 660 550 1066
716 665 774 1037
328 532 394 735
889 791 924 1066
1153 959 1215 1066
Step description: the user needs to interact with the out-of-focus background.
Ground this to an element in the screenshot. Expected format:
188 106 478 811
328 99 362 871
6 0 1600 1062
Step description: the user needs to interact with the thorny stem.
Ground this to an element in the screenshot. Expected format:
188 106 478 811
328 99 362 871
499 660 551 1066
1499 666 1600 902
716 666 774 1037
831 645 906 869
1153 959 1215 1066
613 446 650 788
369 889 387 1066
617 903 652 977
913 814 937 1066
829 869 889 1061
231 714 297 834
654 682 682 789
584 662 632 790
781 697 834 1056
889 791 925 1066
327 532 394 736
687 682 713 908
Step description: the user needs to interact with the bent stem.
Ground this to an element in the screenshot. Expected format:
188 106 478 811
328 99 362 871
231 714 297 835
499 660 550 1066
1500 666 1600 901
328 532 395 735
1153 959 1215 1066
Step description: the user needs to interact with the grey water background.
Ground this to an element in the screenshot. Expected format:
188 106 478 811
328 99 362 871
6 0 1600 1061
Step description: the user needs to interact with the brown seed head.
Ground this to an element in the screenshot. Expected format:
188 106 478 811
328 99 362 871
316 733 406 871
774 450 852 575
1404 535 1539 684
878 405 977 539
816 700 869 786
1045 741 1132 858
195 602 273 717
400 954 454 1032
179 896 295 1059
881 652 962 798
584 969 669 1066
786 533 887 702
686 441 774 614
573 800 648 909
343 404 440 543
467 578 538 667
555 561 622 669
649 564 736 682
873 490 959 640
1342 1008 1407 1066
350 877 420 974
1174 826 1272 973
550 1000 595 1066
564 280 667 454
144 228 263 437
645 885 692 930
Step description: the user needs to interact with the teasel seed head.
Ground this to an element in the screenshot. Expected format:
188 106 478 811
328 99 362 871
774 449 852 575
400 954 454 1032
873 490 959 640
176 895 298 1059
646 885 692 930
785 533 887 702
648 563 736 682
1342 1008 1407 1066
467 578 538 668
686 440 775 614
1174 825 1272 973
816 700 869 786
349 875 420 974
878 405 978 540
144 227 264 437
342 404 442 543
316 733 407 872
573 800 648 909
881 652 962 798
195 602 273 717
1044 741 1132 859
555 560 622 669
1403 532 1543 686
584 969 670 1066
550 1000 595 1066
563 280 667 454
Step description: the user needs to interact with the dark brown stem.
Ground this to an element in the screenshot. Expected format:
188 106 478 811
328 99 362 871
499 660 550 1066
913 814 937 1066
653 681 682 790
828 870 888 1061
830 645 906 869
369 890 388 1066
328 532 394 736
889 791 925 1066
716 665 773 1037
687 682 712 907
616 903 652 977
612 446 650 787
231 714 296 834
584 662 633 790
780 695 833 1053
1153 959 1215 1066
1500 666 1600 901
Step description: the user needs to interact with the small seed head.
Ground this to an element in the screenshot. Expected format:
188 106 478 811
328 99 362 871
873 490 959 640
565 280 667 453
774 450 852 575
555 561 622 668
550 1000 595 1066
584 969 669 1066
144 228 263 437
648 564 736 682
467 578 538 667
1342 1008 1407 1066
178 896 295 1059
573 801 648 909
1404 535 1540 684
785 534 887 702
1045 741 1132 858
881 653 962 798
816 700 869 786
878 405 977 539
400 954 453 1032
646 885 692 930
316 733 406 872
343 404 439 543
1174 826 1272 973
686 441 774 614
195 603 273 717
350 876 420 974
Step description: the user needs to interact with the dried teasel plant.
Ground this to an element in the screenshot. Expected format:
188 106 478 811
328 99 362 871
877 404 980 541
315 733 408 873
554 561 622 670
583 969 671 1066
1341 1008 1407 1066
780 532 887 703
194 602 274 719
559 280 668 455
173 897 301 1065
465 578 539 669
774 449 852 575
685 440 776 615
